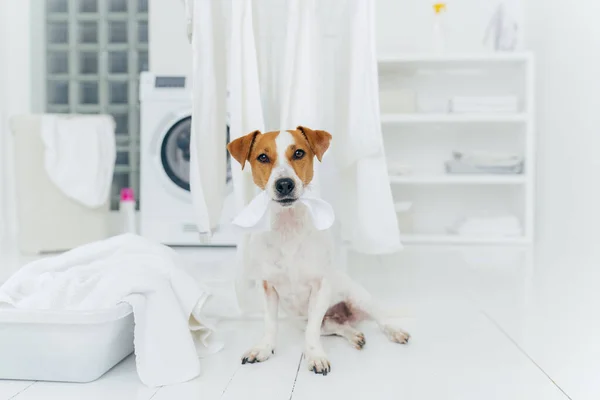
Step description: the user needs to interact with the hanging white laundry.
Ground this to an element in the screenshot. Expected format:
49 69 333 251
335 1 383 168
279 0 320 131
228 0 264 211
279 0 325 198
335 0 402 254
40 115 115 208
187 0 227 237
228 0 267 315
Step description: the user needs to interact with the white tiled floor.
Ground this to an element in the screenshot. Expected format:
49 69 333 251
0 243 597 399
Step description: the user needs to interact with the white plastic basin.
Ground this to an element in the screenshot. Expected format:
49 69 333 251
0 303 134 382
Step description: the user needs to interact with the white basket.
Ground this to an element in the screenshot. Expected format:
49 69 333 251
0 304 134 382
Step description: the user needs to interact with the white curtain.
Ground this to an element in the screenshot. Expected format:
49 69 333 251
187 0 227 237
334 0 401 254
228 0 267 314
228 0 264 210
279 0 320 130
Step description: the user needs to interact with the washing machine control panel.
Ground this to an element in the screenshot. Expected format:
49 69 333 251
139 72 190 101
154 76 186 88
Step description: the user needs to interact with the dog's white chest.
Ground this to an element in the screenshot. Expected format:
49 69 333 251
247 205 334 315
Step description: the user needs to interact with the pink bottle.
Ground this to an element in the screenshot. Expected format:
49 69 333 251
119 188 137 234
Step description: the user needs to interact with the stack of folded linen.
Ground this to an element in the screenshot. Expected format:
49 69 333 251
449 96 518 114
387 161 413 176
449 214 522 237
445 151 524 175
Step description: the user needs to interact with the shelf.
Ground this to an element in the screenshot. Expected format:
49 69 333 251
381 113 528 125
389 175 526 185
400 234 530 245
378 53 532 65
379 52 535 245
378 53 533 75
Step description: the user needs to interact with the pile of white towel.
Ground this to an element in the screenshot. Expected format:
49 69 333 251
0 234 222 387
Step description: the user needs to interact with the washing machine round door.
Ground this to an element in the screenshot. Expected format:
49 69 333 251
160 116 231 192
161 116 192 191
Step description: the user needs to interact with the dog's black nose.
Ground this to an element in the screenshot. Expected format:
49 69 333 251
275 178 295 196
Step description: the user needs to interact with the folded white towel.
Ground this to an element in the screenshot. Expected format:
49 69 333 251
41 115 116 208
387 162 413 176
0 234 221 387
449 214 522 237
453 150 523 168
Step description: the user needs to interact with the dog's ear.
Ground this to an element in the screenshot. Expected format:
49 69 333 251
296 126 332 162
227 130 260 170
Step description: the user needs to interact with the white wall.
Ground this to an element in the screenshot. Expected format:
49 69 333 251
0 0 32 246
376 0 523 55
524 0 600 257
148 0 191 77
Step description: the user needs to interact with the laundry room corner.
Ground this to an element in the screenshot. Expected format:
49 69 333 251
1 0 600 399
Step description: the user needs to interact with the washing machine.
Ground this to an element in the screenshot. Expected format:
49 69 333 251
139 72 237 246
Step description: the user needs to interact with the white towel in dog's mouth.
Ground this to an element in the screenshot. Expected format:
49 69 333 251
232 191 334 232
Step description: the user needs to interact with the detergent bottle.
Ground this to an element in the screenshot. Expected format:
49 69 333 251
119 188 137 234
432 3 447 53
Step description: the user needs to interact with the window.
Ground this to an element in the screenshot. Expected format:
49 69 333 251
44 0 149 209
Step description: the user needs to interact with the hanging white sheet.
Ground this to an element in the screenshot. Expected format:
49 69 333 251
228 0 268 315
228 0 265 210
335 0 402 254
188 0 227 237
279 0 327 198
279 0 320 130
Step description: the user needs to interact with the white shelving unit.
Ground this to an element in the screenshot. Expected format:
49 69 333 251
389 175 527 185
380 53 535 246
381 113 528 124
400 234 530 245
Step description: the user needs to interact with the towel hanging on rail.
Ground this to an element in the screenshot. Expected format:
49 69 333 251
41 114 115 208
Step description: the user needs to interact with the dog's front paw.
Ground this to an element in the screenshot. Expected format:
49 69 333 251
241 343 275 365
306 352 331 375
382 325 410 344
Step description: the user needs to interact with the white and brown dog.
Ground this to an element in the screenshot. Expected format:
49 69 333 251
227 126 410 375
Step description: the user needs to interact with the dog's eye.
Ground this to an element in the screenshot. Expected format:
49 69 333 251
257 154 270 163
293 149 305 160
